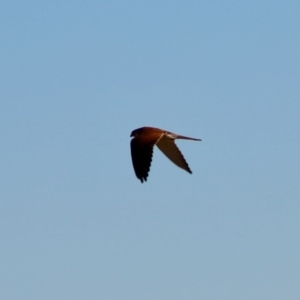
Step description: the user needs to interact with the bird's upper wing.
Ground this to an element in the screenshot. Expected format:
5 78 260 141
130 134 162 183
156 134 192 174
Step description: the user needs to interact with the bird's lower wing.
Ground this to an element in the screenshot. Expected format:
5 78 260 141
130 138 155 183
156 135 192 173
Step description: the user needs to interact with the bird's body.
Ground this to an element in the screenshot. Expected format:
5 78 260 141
130 126 201 183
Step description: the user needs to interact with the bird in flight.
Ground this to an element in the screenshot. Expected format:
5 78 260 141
130 126 201 183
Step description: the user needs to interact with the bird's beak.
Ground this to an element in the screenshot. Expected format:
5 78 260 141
130 132 133 137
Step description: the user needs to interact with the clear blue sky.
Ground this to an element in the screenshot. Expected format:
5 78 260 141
1 1 300 299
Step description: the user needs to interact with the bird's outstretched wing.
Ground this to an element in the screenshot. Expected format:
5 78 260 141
130 135 160 183
156 134 192 173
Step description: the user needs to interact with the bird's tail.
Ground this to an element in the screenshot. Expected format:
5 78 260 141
166 132 202 141
176 134 202 141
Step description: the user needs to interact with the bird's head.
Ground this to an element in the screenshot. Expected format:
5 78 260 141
130 127 143 138
130 129 137 138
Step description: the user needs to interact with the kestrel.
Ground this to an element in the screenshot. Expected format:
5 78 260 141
130 126 201 183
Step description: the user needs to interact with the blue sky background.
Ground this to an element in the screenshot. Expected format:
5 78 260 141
1 1 300 299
